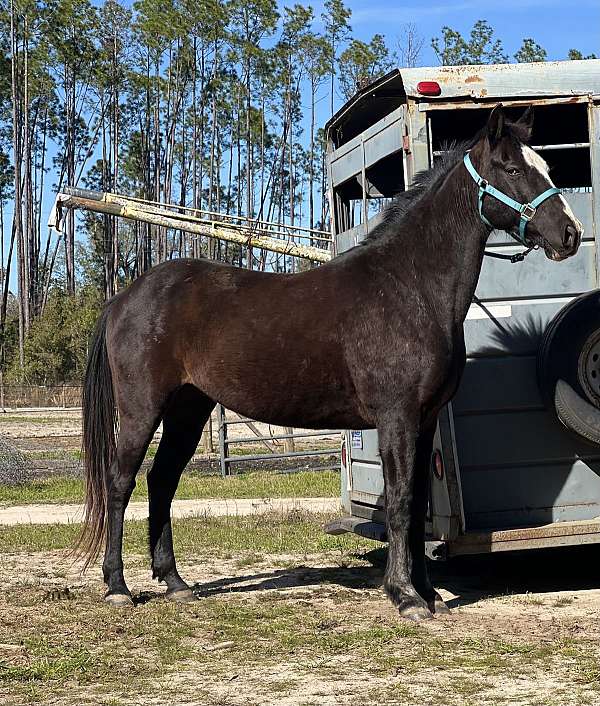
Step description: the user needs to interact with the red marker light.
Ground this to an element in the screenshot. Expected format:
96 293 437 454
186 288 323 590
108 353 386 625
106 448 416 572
432 449 444 480
417 81 441 97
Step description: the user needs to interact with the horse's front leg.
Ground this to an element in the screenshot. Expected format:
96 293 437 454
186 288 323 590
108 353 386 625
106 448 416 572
411 423 449 615
378 414 433 621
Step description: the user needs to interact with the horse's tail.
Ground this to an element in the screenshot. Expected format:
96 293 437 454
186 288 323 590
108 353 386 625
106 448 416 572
76 305 117 569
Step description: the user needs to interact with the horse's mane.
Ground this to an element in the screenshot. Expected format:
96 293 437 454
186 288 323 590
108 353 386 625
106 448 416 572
360 139 474 245
361 109 534 246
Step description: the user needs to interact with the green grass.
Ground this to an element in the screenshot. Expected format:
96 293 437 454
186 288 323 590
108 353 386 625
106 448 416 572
0 637 94 683
0 470 340 506
22 449 83 462
0 511 365 556
0 476 85 504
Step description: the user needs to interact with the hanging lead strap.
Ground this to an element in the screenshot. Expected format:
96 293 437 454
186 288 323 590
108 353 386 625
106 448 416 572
483 247 534 263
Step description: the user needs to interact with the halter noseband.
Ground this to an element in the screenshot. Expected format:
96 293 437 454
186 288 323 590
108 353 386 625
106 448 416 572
463 151 561 248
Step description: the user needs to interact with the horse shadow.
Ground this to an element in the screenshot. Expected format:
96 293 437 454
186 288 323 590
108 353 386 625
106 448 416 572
470 306 544 356
191 560 383 597
184 543 600 610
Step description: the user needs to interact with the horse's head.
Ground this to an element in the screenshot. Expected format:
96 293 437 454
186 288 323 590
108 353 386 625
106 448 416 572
467 105 583 261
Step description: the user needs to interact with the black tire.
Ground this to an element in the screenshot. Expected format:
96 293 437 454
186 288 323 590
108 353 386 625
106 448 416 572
537 290 600 446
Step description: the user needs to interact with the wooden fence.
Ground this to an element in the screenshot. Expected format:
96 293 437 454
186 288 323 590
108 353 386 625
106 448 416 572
0 385 83 409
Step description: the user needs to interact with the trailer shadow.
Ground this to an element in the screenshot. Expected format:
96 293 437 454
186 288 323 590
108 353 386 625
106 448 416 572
190 543 600 610
427 543 600 608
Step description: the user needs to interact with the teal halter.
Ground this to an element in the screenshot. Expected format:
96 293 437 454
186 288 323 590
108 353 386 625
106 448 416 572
463 152 562 247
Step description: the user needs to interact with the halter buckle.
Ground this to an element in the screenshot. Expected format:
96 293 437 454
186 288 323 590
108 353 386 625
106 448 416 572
520 203 536 221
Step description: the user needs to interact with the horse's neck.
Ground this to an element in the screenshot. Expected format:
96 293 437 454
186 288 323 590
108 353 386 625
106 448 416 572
380 162 489 329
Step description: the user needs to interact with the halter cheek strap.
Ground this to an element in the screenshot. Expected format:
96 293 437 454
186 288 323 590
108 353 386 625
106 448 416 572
463 152 561 247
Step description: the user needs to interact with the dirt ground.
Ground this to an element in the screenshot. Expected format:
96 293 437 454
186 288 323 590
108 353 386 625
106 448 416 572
0 497 341 524
2 543 600 706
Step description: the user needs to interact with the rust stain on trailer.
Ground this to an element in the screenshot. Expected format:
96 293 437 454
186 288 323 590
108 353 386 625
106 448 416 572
465 74 484 83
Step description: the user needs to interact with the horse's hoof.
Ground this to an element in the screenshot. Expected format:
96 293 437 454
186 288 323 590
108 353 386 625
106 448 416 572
399 604 434 622
166 588 196 604
105 592 134 608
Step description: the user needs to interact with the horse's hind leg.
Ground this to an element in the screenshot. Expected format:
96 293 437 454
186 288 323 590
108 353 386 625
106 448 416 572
147 385 215 601
104 415 157 606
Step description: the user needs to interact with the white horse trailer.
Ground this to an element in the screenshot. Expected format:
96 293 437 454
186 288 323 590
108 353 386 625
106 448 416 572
324 60 600 558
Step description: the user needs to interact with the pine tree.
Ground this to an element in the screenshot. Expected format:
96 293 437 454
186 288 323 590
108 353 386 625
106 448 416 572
45 0 98 294
568 49 598 60
432 20 508 66
94 0 132 296
338 35 393 100
514 38 547 63
301 32 328 232
321 0 351 116
228 0 278 267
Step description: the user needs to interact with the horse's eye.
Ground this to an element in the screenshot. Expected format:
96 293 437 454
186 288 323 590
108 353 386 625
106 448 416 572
506 167 521 177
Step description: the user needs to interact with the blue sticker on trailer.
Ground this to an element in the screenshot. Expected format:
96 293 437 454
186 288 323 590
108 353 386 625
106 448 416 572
351 431 363 449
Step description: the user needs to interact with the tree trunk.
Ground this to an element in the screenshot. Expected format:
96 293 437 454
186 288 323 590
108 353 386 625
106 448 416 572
309 78 316 235
10 2 25 368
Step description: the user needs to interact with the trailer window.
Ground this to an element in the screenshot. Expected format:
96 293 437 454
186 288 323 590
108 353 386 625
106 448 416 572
430 102 591 190
366 152 405 212
333 152 405 233
333 178 363 233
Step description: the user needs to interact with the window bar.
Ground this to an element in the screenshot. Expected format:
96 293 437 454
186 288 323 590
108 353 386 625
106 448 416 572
531 142 590 151
433 142 590 158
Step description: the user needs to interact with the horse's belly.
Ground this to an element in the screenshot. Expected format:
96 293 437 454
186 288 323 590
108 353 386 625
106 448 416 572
227 403 371 431
201 366 369 430
240 404 371 431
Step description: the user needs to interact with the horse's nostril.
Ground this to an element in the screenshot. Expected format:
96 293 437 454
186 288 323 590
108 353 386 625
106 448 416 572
564 224 578 250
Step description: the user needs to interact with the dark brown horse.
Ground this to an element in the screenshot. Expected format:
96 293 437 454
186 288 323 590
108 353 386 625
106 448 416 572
79 106 582 620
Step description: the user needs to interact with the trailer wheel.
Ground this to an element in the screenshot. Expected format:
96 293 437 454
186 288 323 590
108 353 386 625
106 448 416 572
537 290 600 445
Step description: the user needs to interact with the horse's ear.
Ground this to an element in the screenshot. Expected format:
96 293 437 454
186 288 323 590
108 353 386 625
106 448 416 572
487 105 506 146
510 106 534 143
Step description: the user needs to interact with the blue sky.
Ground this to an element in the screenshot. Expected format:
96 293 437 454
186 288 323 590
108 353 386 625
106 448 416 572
311 0 599 64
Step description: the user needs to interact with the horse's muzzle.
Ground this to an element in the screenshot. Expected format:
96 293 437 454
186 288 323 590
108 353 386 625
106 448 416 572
563 223 581 254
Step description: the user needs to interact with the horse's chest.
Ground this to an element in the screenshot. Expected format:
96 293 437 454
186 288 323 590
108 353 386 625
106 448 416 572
350 324 464 405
